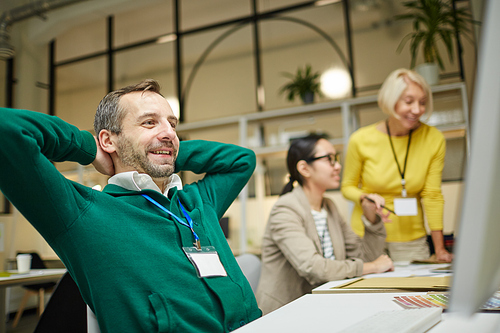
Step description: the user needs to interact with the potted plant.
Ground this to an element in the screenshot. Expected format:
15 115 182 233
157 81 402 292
279 65 322 104
395 0 478 85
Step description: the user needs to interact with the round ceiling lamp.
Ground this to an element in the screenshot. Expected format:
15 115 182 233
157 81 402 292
320 68 351 99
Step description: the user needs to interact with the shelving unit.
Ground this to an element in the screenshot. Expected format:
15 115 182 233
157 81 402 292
177 82 469 153
176 82 470 253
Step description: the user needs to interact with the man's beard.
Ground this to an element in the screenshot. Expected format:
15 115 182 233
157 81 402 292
117 135 176 179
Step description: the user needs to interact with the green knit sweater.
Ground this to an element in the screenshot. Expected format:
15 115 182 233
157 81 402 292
0 107 261 332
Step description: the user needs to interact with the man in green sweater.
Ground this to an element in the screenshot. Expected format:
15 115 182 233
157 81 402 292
0 79 261 332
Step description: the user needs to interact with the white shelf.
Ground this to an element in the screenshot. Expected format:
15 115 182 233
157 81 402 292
178 82 469 158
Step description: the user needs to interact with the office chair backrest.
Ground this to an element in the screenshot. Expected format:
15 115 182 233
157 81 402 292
87 306 101 333
33 272 86 333
235 253 261 294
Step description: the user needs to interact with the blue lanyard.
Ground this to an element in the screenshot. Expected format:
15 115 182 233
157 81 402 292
142 194 201 250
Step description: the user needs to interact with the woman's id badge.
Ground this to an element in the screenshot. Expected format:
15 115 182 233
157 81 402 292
183 246 227 278
393 197 418 216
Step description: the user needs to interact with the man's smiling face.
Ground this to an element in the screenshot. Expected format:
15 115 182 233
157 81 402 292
114 91 179 180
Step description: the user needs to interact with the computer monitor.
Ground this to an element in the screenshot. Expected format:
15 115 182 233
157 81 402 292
446 0 500 317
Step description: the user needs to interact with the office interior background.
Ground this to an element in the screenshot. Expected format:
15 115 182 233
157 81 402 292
0 0 483 309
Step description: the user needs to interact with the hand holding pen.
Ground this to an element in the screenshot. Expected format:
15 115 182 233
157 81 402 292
361 194 394 223
363 196 396 215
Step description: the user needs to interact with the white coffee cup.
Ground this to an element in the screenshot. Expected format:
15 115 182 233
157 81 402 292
16 254 32 273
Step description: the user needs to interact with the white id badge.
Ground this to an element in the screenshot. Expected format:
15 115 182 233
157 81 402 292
183 246 227 278
393 197 418 216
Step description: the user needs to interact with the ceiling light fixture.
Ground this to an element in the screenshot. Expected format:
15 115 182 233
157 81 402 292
156 34 177 44
320 68 351 99
315 0 342 7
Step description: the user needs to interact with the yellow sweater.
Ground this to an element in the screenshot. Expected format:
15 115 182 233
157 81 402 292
341 122 445 242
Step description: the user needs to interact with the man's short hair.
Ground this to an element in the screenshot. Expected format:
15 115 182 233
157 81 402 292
94 79 163 136
377 68 433 120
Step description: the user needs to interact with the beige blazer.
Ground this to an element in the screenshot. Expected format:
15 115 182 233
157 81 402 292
256 186 386 315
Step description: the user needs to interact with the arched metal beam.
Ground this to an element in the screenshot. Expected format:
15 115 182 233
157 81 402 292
181 22 248 112
181 15 352 116
272 16 351 73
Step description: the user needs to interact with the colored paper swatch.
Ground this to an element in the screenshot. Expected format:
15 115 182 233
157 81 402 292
393 292 500 311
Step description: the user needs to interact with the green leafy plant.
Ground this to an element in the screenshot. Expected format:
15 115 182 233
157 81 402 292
279 65 322 103
395 0 479 70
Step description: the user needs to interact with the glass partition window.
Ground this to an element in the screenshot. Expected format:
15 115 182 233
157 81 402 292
180 0 251 31
55 18 106 62
181 25 257 122
114 1 173 47
257 0 309 12
260 3 349 110
55 54 106 181
115 43 176 100
56 58 107 132
350 1 411 93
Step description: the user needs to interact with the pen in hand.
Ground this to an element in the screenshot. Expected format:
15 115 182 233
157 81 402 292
363 197 396 215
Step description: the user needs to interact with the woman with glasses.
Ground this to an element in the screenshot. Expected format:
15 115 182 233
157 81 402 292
341 68 453 263
256 133 393 315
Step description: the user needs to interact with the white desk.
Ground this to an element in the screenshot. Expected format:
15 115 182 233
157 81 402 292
0 269 66 333
235 293 500 332
313 263 451 294
238 264 499 332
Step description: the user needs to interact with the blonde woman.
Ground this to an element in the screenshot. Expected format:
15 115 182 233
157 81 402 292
341 68 453 263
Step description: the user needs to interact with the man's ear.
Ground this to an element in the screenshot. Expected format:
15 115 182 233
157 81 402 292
296 160 310 179
98 129 117 154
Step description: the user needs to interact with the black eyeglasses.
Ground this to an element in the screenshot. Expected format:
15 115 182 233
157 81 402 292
305 153 340 166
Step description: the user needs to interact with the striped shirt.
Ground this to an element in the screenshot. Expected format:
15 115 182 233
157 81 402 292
311 208 335 260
